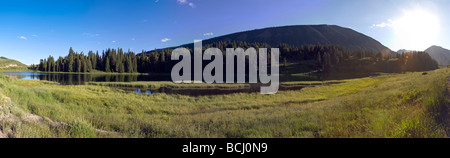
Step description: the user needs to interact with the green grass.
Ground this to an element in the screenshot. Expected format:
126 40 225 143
0 68 449 138
280 80 344 86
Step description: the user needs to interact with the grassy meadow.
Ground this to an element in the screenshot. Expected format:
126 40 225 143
1 67 449 138
0 57 29 72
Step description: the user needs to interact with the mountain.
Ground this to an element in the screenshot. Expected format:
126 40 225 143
424 46 450 65
0 57 28 70
397 49 417 54
162 25 391 53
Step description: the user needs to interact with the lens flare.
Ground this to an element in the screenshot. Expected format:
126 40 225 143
392 9 440 50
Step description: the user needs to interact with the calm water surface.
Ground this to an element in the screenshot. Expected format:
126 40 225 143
1 71 374 96
1 72 171 85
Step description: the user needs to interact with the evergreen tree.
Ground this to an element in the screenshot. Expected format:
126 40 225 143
105 57 111 72
39 59 44 71
127 56 133 73
133 55 138 73
82 57 87 73
77 56 82 72
160 52 166 72
317 52 322 70
43 59 47 72
68 47 75 72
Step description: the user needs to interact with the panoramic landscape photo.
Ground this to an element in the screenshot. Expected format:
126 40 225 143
1 0 450 138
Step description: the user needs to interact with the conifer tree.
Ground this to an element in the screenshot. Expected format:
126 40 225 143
105 57 111 72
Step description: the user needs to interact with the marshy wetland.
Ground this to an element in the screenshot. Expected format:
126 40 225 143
1 71 343 96
1 68 449 138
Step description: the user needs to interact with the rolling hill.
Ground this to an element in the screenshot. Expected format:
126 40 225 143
161 25 391 53
0 57 28 71
424 46 450 65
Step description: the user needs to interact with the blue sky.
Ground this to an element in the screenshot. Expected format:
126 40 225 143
0 0 449 65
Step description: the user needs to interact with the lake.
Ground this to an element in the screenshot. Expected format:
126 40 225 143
1 72 172 85
1 71 309 96
1 71 374 96
130 85 306 97
1 71 377 85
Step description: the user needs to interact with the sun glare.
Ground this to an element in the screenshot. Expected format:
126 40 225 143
392 9 440 50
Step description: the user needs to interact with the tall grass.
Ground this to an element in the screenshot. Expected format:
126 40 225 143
0 68 449 138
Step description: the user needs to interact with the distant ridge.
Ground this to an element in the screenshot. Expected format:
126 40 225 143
0 57 28 70
397 49 417 54
425 45 450 65
161 25 391 53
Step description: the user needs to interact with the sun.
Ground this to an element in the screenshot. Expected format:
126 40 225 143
392 9 440 50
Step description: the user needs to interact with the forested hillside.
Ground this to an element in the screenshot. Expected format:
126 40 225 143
32 42 438 74
165 25 391 53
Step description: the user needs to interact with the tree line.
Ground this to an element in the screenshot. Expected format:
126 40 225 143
275 43 438 73
30 41 439 74
31 47 172 73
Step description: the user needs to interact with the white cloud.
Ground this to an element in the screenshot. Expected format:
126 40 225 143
203 32 213 36
112 40 116 43
31 35 38 37
373 22 389 28
177 0 195 8
18 36 27 40
131 38 135 41
188 2 195 8
371 19 393 28
161 38 171 42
